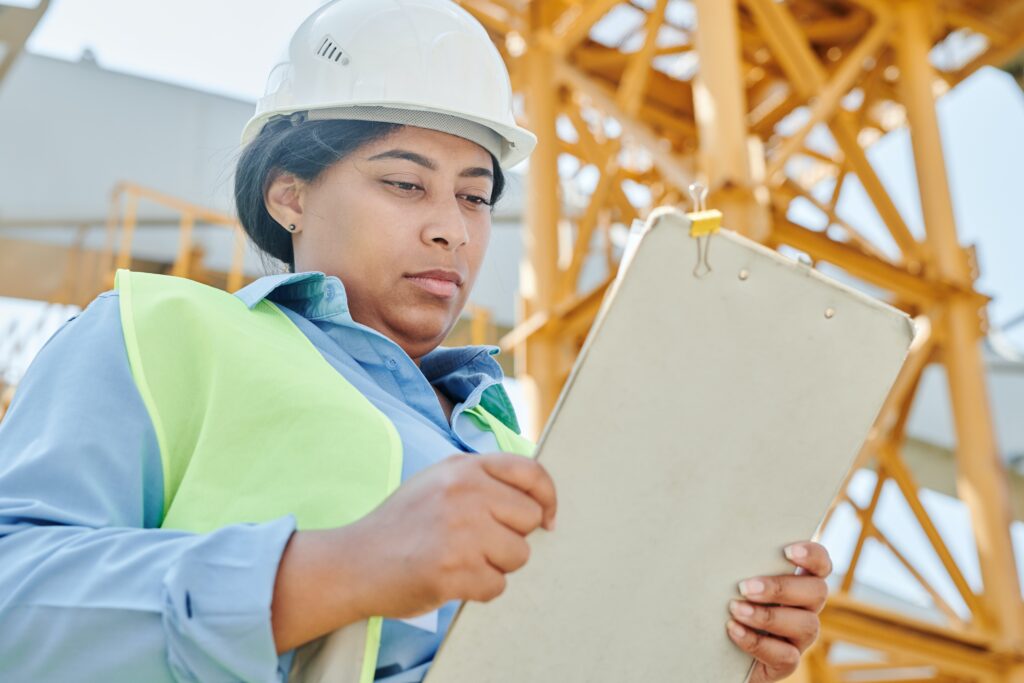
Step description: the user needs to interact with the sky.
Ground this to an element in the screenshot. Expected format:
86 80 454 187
23 0 327 101
5 0 1024 623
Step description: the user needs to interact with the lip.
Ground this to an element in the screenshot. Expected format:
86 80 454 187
404 269 464 299
405 269 464 286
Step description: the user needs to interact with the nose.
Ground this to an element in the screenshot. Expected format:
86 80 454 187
421 194 470 251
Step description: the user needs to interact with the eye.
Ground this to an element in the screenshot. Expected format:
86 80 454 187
459 193 493 208
382 180 424 194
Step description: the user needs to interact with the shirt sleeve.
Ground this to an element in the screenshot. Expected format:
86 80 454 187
0 291 297 683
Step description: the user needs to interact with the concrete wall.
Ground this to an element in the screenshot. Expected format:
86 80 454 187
0 52 250 219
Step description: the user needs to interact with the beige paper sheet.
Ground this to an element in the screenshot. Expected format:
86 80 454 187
424 207 914 683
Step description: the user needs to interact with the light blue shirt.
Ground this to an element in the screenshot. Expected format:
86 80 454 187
0 271 521 683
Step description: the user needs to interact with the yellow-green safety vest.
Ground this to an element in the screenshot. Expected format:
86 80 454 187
114 269 535 683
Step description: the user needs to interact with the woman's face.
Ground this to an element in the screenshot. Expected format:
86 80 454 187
272 126 495 362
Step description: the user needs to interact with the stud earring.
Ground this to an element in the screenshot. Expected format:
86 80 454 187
286 223 297 233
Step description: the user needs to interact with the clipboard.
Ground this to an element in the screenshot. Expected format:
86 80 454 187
423 207 915 682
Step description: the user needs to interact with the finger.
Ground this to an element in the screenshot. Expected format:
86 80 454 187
485 479 545 535
479 454 558 530
482 524 532 573
783 542 833 578
729 601 820 652
461 564 507 603
738 575 829 613
726 620 801 680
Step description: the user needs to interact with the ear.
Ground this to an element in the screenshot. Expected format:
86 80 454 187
264 171 305 234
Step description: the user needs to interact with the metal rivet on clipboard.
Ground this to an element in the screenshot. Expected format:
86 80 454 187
686 183 723 278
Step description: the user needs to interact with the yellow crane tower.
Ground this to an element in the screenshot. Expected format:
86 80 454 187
453 1 1024 681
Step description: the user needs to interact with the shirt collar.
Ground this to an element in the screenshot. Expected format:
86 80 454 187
419 345 501 382
234 271 350 320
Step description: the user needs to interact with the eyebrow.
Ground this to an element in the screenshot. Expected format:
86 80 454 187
366 148 493 180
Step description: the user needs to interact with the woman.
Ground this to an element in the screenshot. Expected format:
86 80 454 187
0 1 832 682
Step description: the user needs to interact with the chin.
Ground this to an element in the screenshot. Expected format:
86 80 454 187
393 311 454 348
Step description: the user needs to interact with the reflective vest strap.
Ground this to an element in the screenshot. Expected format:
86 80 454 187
463 405 536 457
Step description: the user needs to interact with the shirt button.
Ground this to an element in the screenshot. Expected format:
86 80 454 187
385 358 398 370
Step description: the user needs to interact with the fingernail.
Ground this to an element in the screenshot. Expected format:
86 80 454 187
785 544 808 560
739 580 765 597
547 518 557 531
727 620 746 639
729 600 754 618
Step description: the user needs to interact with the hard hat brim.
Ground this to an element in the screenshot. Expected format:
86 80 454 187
241 102 536 170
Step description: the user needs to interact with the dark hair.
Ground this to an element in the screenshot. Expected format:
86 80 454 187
234 118 507 273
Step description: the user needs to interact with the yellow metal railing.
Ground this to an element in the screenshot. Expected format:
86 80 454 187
99 182 248 292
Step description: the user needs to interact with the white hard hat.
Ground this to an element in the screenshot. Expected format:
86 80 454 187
242 0 537 169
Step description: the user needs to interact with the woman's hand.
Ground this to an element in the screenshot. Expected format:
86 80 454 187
726 542 832 682
343 452 557 620
272 452 555 652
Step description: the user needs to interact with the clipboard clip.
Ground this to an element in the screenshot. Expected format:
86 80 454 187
686 183 722 278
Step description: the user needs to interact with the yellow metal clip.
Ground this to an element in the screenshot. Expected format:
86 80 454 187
686 183 720 277
686 209 723 238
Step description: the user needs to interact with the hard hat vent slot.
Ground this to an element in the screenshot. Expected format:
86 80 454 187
316 35 348 65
